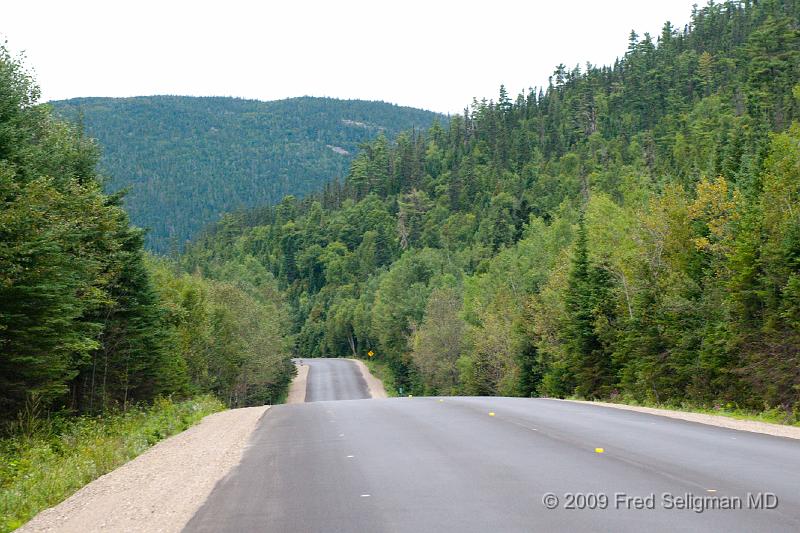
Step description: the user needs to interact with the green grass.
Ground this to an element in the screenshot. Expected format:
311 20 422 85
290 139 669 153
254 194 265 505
361 358 399 397
0 395 224 532
674 404 800 426
577 396 800 427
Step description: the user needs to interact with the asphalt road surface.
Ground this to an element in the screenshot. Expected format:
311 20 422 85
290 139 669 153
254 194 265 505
302 358 371 402
186 361 800 532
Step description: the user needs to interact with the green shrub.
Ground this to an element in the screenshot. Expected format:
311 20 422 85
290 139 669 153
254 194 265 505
0 396 224 532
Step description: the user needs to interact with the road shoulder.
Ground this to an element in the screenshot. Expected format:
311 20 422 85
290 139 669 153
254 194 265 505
563 399 800 440
18 406 268 533
350 358 387 399
286 363 309 404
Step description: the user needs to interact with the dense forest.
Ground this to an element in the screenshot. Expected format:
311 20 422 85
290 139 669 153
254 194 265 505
0 48 294 423
3 0 800 429
184 0 800 414
51 96 442 251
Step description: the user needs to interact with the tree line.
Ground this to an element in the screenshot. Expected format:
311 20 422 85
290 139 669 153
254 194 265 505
184 0 800 414
0 47 293 424
2 0 798 425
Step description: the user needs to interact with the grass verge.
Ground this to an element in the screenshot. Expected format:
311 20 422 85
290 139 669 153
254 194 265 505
574 397 800 427
362 359 399 397
0 395 224 532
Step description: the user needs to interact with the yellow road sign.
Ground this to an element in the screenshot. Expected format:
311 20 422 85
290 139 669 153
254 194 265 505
367 350 374 357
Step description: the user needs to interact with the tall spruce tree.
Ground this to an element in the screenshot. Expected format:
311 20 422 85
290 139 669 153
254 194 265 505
562 213 615 398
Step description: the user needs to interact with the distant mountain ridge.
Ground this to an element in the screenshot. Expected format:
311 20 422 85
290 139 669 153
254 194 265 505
51 95 443 251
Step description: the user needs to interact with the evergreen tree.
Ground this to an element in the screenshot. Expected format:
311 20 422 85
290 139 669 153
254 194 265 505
562 213 615 398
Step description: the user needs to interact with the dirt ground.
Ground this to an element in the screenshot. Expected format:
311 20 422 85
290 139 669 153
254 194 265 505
286 362 309 404
350 358 388 398
18 406 269 533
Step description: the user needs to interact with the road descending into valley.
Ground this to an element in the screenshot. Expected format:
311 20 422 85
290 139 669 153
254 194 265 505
303 358 371 402
185 358 800 532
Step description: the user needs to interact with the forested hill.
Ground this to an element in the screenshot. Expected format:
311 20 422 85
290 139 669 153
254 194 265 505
184 0 800 413
50 96 442 251
2 50 305 424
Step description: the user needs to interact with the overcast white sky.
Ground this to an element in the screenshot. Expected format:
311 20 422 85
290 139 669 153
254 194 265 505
3 0 697 114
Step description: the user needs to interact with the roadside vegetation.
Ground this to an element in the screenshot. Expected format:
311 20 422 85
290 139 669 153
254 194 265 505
581 396 800 427
0 44 294 528
362 359 399 397
2 4 800 530
185 0 800 420
0 44 294 424
0 396 224 533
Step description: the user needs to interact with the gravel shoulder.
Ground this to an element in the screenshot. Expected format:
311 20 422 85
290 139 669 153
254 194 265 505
565 399 800 440
18 406 268 533
350 358 387 398
286 363 309 404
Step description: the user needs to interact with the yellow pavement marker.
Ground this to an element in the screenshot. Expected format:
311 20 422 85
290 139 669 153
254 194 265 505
595 447 605 453
489 412 496 417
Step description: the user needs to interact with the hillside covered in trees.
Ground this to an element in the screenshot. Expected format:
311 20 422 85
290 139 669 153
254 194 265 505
51 96 442 251
3 0 800 428
184 0 800 415
0 48 294 424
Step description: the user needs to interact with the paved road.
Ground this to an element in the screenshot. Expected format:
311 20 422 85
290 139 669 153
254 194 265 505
302 358 371 402
186 376 800 532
